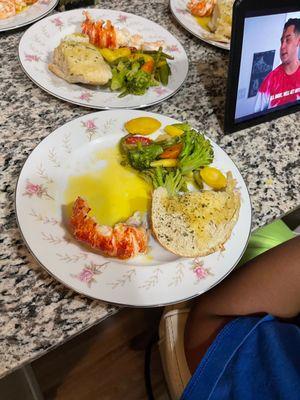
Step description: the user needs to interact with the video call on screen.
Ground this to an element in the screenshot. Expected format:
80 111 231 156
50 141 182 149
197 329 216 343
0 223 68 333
235 11 300 123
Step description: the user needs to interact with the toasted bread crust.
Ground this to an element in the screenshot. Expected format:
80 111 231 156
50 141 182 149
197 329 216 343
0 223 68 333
151 173 240 257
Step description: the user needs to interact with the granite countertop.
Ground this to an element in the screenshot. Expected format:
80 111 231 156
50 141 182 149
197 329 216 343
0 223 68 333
0 0 299 380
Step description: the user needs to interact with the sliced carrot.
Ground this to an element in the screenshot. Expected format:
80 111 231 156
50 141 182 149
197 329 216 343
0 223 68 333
141 60 154 73
159 143 183 159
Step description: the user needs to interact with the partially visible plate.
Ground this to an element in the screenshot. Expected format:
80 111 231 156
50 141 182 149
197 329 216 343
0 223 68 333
18 8 189 109
170 0 230 51
0 0 58 33
15 110 251 307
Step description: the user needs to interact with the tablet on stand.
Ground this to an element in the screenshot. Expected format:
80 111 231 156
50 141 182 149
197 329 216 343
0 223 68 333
225 0 300 133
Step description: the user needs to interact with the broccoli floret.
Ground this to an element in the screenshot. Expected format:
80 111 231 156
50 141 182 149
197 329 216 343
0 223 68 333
126 69 152 95
142 167 187 195
178 129 214 174
127 143 164 170
111 67 126 91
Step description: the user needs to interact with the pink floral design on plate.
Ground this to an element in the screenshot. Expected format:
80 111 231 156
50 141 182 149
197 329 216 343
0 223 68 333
176 8 188 15
23 180 53 200
153 87 168 96
24 53 40 62
51 17 63 29
192 258 213 280
117 14 128 23
166 45 180 52
81 119 97 130
81 118 98 141
78 91 93 103
39 0 51 4
72 262 110 288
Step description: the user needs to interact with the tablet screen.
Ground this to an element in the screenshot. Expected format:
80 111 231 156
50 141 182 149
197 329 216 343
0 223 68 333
234 11 300 124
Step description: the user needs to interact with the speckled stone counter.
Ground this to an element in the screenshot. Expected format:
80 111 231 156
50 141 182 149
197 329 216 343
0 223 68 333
0 0 299 380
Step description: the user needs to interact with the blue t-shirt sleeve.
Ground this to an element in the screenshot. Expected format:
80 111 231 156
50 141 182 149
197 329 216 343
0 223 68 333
181 315 300 400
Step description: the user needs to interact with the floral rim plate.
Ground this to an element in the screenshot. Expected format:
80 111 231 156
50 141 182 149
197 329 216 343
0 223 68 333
170 0 230 51
15 110 251 307
0 0 58 32
18 8 189 109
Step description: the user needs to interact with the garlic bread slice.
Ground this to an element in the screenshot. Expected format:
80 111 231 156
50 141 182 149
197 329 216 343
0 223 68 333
151 172 240 257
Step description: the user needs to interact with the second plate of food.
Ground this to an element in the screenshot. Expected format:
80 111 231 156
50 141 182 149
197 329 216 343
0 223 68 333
16 109 251 306
0 0 58 32
170 0 232 50
18 8 189 109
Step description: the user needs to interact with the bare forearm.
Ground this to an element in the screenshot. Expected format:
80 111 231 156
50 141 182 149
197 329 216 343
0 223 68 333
184 236 300 373
196 236 300 319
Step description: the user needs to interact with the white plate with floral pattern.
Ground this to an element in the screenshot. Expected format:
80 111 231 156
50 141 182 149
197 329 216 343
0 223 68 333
18 8 188 109
0 0 58 32
170 0 230 51
15 110 251 307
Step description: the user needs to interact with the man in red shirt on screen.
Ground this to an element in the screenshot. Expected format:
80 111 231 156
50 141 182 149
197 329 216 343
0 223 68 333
255 18 300 112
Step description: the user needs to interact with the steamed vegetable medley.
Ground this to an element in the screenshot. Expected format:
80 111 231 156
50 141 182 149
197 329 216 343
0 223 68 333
100 47 173 97
120 117 228 194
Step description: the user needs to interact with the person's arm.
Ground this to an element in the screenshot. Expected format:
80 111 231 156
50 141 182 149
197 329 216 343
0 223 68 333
185 236 300 372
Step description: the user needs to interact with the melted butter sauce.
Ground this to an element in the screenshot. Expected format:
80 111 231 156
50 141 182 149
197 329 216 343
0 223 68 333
195 16 211 31
16 6 29 13
64 146 151 227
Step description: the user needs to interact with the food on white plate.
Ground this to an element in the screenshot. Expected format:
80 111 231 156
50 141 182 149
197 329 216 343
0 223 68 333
151 172 240 257
70 197 148 260
48 35 112 86
207 0 233 42
187 0 216 17
48 12 173 97
121 120 213 174
69 119 240 260
187 0 233 43
82 11 164 50
120 119 240 258
124 117 162 135
199 166 227 190
0 0 37 20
